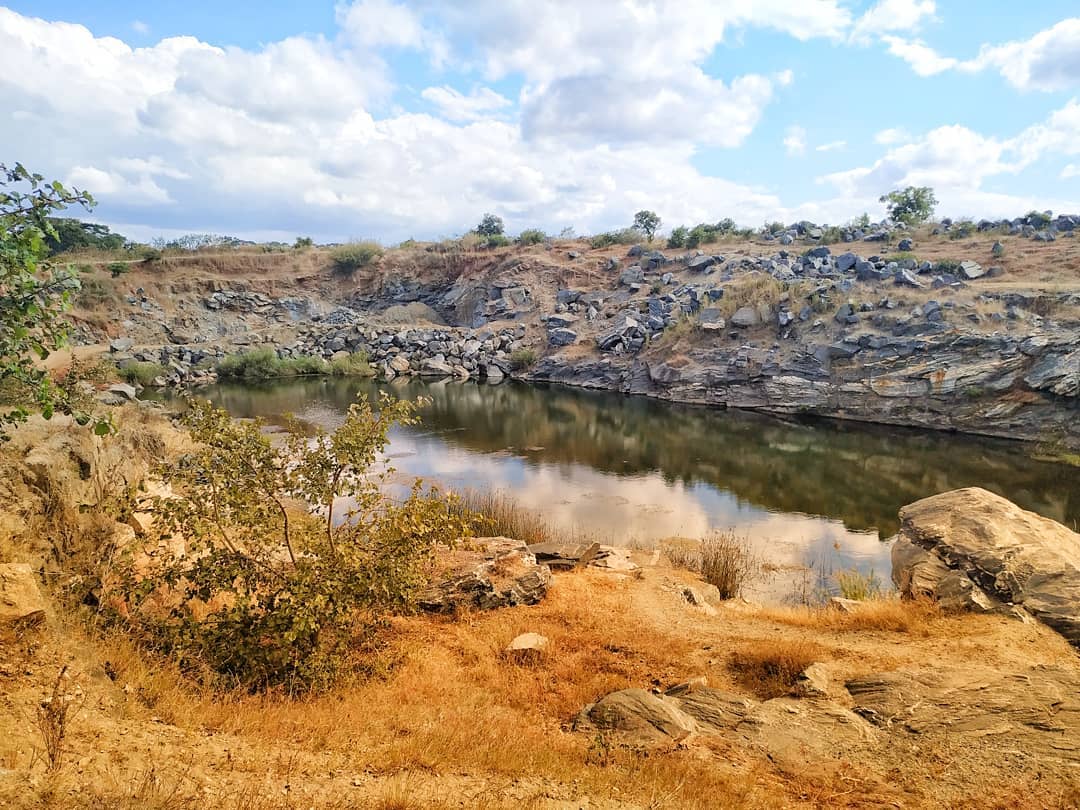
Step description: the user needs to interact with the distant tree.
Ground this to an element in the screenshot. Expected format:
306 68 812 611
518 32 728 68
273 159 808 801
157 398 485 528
0 163 108 438
633 210 661 242
880 186 938 226
475 214 505 237
45 218 128 254
294 236 314 249
558 226 576 240
667 226 689 248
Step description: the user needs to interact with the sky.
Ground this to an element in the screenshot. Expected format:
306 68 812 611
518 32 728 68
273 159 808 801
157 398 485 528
1 1 1078 243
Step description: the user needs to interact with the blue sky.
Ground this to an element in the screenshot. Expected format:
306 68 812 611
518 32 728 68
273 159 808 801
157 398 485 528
1 1 1077 243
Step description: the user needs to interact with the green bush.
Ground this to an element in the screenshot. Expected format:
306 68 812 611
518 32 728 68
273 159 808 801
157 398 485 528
481 234 511 248
517 229 547 246
107 262 128 278
935 259 962 273
119 362 166 387
1025 210 1053 229
948 220 976 240
328 351 375 377
589 228 641 249
112 395 479 691
331 241 383 273
294 236 314 249
508 348 537 370
667 226 689 249
217 349 330 380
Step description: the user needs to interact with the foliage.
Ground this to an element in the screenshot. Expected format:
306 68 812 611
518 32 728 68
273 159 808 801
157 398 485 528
516 228 547 246
330 241 383 274
588 228 640 249
45 218 128 254
948 219 977 240
508 348 537 371
150 233 252 252
480 233 511 248
0 162 108 438
835 568 884 601
328 351 375 377
632 210 661 242
217 349 330 380
119 362 166 387
880 186 938 226
293 236 314 249
934 258 962 272
851 212 871 229
667 226 690 249
762 221 786 235
474 213 505 238
107 261 128 278
1025 210 1053 229
115 395 478 691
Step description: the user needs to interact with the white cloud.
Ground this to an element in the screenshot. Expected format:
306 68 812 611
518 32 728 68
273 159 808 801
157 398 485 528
880 35 957 76
68 166 173 205
851 0 936 43
961 18 1080 92
874 127 911 145
783 125 807 156
775 69 795 86
420 85 511 122
1063 164 1080 179
131 20 149 35
815 140 847 152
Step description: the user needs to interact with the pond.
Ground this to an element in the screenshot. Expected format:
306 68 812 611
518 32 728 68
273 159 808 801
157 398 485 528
155 377 1080 600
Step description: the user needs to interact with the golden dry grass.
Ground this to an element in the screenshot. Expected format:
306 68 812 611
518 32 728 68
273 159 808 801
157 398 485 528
756 597 943 634
727 639 829 699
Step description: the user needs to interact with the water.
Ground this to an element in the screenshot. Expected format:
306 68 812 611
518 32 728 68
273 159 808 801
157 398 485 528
155 377 1080 598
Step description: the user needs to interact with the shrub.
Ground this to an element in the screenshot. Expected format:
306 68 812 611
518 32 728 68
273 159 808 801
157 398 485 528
667 226 689 249
294 236 314 249
328 351 375 377
119 362 166 387
589 228 640 249
112 395 478 691
481 233 511 248
880 186 937 226
217 349 331 380
331 241 383 273
948 220 976 240
508 348 537 370
1025 210 1053 229
887 252 916 263
935 259 962 273
475 213 505 237
517 228 547 246
699 531 758 599
107 261 128 278
835 568 883 601
455 490 554 545
728 641 828 699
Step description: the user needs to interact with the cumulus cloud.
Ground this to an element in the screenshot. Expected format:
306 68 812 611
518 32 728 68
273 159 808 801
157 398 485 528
851 0 936 43
420 85 511 122
1063 164 1080 179
784 126 807 156
880 35 957 76
961 18 1080 92
815 140 847 152
874 127 912 145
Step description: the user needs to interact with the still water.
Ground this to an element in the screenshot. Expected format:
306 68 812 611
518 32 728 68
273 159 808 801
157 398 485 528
162 377 1079 592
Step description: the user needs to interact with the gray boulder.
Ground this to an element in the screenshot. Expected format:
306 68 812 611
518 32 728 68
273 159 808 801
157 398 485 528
548 328 578 347
419 538 551 612
730 306 761 328
959 261 985 280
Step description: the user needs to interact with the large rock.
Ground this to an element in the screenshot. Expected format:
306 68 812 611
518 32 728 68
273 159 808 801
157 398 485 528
730 306 761 328
527 541 601 570
418 538 551 612
0 563 47 627
891 488 1080 646
575 689 699 742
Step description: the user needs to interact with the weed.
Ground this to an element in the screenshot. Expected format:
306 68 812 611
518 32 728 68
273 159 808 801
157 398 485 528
328 351 375 377
119 362 166 387
589 229 640 249
331 241 383 274
508 348 537 371
107 261 128 278
835 568 883 601
216 349 330 380
517 229 546 246
700 531 758 599
35 666 81 772
728 640 826 699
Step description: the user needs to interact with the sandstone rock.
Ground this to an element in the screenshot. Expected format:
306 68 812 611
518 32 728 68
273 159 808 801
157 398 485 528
0 563 47 627
892 487 1080 647
505 632 549 661
730 306 760 328
109 337 134 353
590 546 639 572
527 541 601 570
959 261 985 280
419 358 455 377
794 663 832 697
419 538 551 613
575 688 698 742
107 383 139 401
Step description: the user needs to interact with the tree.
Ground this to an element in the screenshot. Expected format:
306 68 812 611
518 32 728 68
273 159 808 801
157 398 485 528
633 210 661 242
44 218 127 254
117 394 479 691
475 213 505 237
0 163 104 438
879 186 938 226
293 236 314 249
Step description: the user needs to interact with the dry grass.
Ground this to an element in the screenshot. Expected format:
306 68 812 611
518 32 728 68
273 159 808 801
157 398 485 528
757 597 943 634
716 272 787 319
728 640 828 699
455 489 580 546
662 532 758 599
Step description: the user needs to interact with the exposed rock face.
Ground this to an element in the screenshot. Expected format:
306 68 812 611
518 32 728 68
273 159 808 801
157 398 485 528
0 563 47 627
891 487 1080 647
418 537 552 612
527 541 601 570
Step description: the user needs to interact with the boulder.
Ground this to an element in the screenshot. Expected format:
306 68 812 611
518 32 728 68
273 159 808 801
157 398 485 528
107 383 139 402
419 358 455 377
959 260 985 280
418 538 552 613
109 337 134 353
891 488 1080 647
575 689 698 742
527 541 601 570
505 632 549 662
548 328 578 347
0 564 47 627
730 306 761 328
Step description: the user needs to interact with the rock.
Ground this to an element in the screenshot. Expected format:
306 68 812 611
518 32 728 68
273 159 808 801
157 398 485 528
548 328 578 347
794 663 832 697
418 538 552 612
683 586 718 616
992 241 1005 257
619 266 645 286
1023 349 1080 396
505 632 549 661
389 355 411 374
836 252 857 272
834 303 858 325
730 306 761 328
892 488 1080 647
527 541 601 570
959 260 985 280
894 268 923 288
0 564 47 627
109 337 134 353
575 689 698 742
107 383 139 401
687 255 717 272
419 358 455 377
699 309 725 331
590 546 639 572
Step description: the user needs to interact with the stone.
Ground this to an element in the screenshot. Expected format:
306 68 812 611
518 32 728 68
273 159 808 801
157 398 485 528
959 260 985 280
897 238 913 251
548 328 578 347
107 383 139 401
545 314 577 329
730 306 761 328
836 252 858 272
109 337 134 353
619 266 645 286
575 689 697 742
699 309 725 331
419 358 455 377
590 546 639 572
0 563 47 627
894 268 922 288
794 663 832 697
527 541 601 570
505 632 549 661
389 355 411 373
419 538 552 612
892 488 1080 647
687 255 717 271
